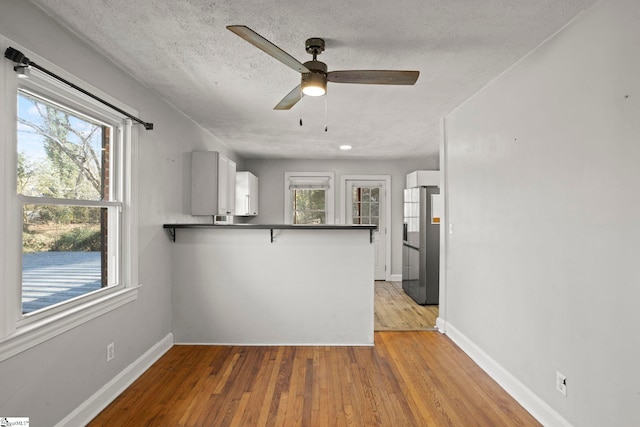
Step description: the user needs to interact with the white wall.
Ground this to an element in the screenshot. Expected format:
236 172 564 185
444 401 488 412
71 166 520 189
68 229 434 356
0 1 239 424
243 157 436 277
171 228 374 345
443 0 640 425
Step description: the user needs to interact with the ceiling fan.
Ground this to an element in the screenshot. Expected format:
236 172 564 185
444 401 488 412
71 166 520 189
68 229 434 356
227 25 420 110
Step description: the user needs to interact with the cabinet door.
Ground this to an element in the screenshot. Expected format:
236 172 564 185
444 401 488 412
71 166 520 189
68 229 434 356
235 172 249 215
191 151 220 215
248 173 258 215
235 172 258 216
217 154 236 215
192 151 237 216
217 154 230 214
226 158 236 214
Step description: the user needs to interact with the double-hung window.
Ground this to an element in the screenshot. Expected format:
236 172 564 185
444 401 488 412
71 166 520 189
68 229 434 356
0 44 138 359
284 172 334 225
17 89 119 314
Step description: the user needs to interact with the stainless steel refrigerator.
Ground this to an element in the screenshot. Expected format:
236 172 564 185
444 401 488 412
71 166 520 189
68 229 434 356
402 186 440 305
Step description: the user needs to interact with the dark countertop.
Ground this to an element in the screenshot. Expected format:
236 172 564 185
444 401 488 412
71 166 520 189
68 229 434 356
163 223 377 242
163 223 376 230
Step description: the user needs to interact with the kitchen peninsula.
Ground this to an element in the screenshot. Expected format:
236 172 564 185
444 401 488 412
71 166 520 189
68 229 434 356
164 223 376 345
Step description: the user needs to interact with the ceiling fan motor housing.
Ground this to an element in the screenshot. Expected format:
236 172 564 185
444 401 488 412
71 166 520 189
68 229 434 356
301 60 327 95
303 60 327 74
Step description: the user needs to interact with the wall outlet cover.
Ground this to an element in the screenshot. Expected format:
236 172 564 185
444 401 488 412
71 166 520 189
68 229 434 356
556 371 567 396
107 342 115 362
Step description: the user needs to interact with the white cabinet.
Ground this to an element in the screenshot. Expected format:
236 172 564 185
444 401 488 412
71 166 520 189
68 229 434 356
406 170 440 188
217 153 237 215
235 171 259 216
191 151 236 216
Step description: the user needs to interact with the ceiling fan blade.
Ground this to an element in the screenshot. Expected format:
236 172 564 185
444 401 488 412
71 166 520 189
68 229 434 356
327 70 419 85
227 25 310 74
274 85 303 110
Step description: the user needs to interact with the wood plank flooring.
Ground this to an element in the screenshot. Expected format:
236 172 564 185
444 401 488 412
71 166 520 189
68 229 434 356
88 332 540 426
375 281 438 331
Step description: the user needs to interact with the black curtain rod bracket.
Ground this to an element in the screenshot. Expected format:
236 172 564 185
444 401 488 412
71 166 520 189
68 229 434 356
4 47 153 130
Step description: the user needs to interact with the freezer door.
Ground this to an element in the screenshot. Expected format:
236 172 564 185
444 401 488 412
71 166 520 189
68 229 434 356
402 244 421 299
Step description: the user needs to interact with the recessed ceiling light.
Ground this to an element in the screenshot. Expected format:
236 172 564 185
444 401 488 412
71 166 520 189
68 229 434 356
339 145 352 151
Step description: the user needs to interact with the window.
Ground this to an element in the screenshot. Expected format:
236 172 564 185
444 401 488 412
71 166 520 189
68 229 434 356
351 186 381 227
17 90 118 315
284 172 334 224
0 45 138 360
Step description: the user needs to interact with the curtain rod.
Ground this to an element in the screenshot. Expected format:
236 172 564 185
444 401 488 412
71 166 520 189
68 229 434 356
4 47 153 130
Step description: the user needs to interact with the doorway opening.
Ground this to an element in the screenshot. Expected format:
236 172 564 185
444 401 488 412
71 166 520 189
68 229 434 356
343 178 387 280
341 175 437 331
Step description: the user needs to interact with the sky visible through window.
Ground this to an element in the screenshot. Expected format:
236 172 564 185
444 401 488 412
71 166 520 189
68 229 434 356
17 91 104 200
18 92 102 158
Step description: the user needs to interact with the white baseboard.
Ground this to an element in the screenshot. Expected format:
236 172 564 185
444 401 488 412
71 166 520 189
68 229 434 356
174 341 374 346
444 323 572 427
56 333 174 427
435 317 446 333
387 274 402 282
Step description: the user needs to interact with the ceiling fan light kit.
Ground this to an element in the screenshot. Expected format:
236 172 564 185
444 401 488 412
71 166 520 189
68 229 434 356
301 59 327 96
227 25 419 111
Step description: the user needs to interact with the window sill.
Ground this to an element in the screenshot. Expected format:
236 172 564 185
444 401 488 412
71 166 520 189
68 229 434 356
0 286 140 363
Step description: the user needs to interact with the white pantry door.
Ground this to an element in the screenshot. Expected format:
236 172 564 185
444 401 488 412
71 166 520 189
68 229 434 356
345 180 387 280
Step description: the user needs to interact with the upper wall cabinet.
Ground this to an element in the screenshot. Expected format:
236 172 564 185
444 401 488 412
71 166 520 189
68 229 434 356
406 170 440 188
235 171 259 216
191 151 236 216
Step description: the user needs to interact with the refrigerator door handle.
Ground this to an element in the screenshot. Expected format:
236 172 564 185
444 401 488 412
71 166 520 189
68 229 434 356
403 242 420 251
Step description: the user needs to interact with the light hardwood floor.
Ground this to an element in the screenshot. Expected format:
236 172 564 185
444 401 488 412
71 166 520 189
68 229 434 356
88 332 539 426
375 281 438 331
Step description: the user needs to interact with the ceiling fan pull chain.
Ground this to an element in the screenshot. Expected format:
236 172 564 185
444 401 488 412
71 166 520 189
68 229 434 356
324 92 328 132
300 90 304 126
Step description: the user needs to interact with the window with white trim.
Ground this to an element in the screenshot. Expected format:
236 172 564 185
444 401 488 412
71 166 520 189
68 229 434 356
17 89 120 315
0 43 138 357
284 172 335 224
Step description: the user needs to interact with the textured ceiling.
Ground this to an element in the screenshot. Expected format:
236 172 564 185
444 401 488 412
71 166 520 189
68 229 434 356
29 0 598 159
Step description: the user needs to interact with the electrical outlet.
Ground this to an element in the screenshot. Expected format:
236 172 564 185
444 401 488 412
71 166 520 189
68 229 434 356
556 371 567 396
106 342 115 362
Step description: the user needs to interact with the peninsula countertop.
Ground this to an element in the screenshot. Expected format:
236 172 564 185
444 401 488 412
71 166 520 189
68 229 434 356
163 223 377 242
